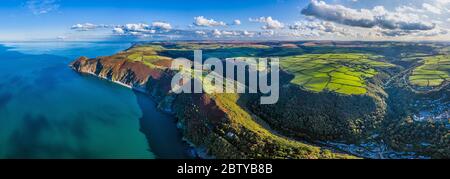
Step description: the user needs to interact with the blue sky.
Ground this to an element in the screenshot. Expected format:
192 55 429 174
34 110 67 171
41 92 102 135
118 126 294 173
1 0 450 41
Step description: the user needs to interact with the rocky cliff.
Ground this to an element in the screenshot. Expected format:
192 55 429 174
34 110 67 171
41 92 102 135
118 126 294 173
70 45 356 159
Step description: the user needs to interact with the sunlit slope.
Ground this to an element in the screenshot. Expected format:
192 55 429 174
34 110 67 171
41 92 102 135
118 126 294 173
175 92 357 159
73 44 357 159
409 55 450 87
280 54 394 95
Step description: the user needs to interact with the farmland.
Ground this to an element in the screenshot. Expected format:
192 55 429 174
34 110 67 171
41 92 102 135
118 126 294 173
70 41 450 159
408 55 450 87
280 53 394 95
125 45 172 69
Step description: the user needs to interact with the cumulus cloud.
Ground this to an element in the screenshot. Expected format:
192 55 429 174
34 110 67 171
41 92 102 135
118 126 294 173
224 30 241 36
195 30 207 36
289 20 352 37
259 30 275 37
249 16 284 29
151 21 172 30
193 16 227 27
210 29 240 37
71 23 110 31
289 20 334 32
243 30 255 37
113 27 125 35
212 29 222 37
301 0 436 31
26 0 59 15
111 22 174 36
113 23 154 36
190 29 256 38
233 19 241 25
123 23 150 32
221 30 233 36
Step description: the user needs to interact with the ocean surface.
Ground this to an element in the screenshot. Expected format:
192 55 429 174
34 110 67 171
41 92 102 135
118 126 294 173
0 42 188 159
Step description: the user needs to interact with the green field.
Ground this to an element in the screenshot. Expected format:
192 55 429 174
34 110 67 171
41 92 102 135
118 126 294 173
409 55 450 87
280 53 393 95
124 45 172 69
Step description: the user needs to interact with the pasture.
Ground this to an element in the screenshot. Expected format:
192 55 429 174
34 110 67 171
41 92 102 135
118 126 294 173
280 53 393 95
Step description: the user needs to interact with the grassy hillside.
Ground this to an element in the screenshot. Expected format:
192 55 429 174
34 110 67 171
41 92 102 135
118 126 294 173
175 92 357 159
73 44 357 159
72 42 449 159
280 53 394 95
409 55 450 87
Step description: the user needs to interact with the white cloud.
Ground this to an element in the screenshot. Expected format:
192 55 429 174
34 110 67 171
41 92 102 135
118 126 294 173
243 30 255 37
396 6 424 13
192 29 252 38
221 31 233 36
71 23 95 31
71 22 174 37
212 29 222 37
301 0 436 31
435 0 450 5
124 23 150 32
113 28 125 35
152 21 172 30
233 19 241 25
71 23 109 31
193 16 227 27
195 30 207 36
260 30 275 36
221 30 240 36
249 16 284 29
289 20 352 37
26 0 59 15
113 23 157 36
422 3 442 14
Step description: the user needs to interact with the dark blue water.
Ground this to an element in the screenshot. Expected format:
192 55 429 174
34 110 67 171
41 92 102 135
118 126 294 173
0 42 187 159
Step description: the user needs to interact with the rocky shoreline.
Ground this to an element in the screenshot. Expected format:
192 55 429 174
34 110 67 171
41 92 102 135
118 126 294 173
70 58 206 159
70 48 356 159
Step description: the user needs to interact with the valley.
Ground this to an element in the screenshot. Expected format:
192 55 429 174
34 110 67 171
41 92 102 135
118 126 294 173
70 41 449 159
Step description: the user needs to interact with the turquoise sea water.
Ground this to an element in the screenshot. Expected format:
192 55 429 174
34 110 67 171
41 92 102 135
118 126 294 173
0 42 188 159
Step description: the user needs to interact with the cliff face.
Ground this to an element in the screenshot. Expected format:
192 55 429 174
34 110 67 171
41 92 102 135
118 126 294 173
70 43 449 159
70 46 356 159
70 56 166 92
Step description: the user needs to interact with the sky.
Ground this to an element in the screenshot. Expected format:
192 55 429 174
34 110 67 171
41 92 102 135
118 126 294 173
0 0 450 41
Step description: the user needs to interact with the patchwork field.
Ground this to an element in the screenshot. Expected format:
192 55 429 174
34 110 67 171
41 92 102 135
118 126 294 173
124 45 172 69
280 53 393 95
409 55 450 87
70 41 450 159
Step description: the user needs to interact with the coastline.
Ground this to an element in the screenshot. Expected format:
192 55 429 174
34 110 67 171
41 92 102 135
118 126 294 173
83 71 148 94
75 68 209 159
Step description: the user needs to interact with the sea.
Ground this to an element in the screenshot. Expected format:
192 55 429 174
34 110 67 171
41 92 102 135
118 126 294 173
0 41 188 159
